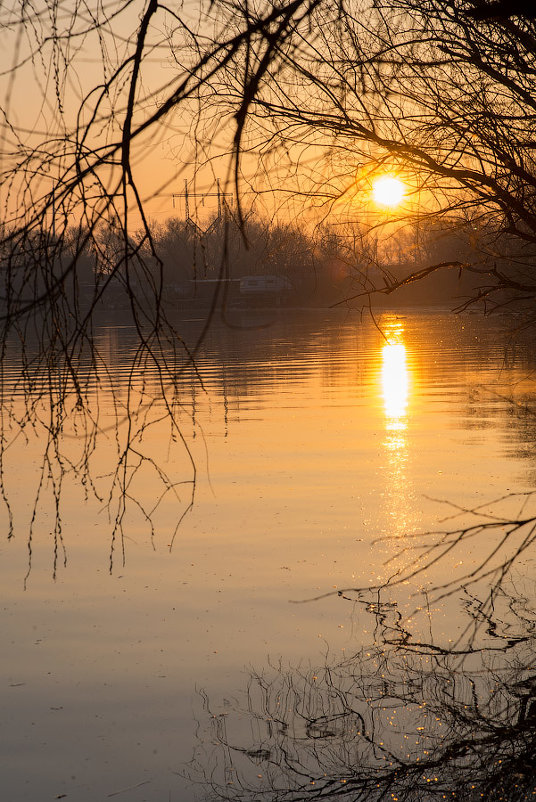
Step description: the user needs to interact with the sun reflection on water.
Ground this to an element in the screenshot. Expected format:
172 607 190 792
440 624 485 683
381 339 409 432
377 325 415 548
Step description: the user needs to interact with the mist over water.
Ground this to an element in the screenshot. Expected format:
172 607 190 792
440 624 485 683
2 309 536 801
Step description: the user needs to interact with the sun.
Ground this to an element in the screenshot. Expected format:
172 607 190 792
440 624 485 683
372 176 406 207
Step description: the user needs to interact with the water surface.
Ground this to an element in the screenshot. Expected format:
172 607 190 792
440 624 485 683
2 310 536 801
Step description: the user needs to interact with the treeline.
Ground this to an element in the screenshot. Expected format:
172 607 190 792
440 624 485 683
1 212 531 319
0 215 350 317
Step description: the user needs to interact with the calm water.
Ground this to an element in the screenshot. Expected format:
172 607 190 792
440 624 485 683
2 310 536 801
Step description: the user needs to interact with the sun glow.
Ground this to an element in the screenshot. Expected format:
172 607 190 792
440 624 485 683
372 176 406 207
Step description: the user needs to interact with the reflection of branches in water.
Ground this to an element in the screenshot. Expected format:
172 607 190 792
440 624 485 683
332 588 531 658
294 492 536 611
189 591 536 802
386 493 536 599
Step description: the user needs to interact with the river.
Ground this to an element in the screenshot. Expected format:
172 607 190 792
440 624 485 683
2 309 536 801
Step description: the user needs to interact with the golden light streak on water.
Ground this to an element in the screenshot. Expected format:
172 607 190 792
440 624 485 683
378 326 414 548
381 339 409 432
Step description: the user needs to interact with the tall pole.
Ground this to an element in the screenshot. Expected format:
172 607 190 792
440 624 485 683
171 183 232 228
51 185 56 240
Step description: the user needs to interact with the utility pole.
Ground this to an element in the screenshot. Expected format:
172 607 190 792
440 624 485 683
172 180 233 231
51 185 56 241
